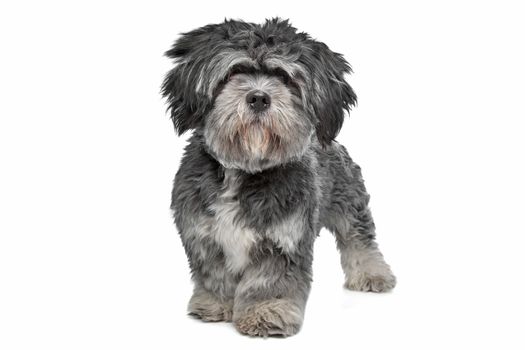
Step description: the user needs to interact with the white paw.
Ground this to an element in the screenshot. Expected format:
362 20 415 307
345 270 396 292
234 299 303 337
188 289 233 322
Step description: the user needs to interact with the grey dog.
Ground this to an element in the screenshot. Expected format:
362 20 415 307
162 18 396 337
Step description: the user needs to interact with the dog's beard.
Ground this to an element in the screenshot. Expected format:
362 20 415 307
238 123 274 157
230 103 276 157
225 109 283 160
205 107 311 173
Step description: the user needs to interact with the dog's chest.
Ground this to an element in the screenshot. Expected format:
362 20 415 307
209 169 257 273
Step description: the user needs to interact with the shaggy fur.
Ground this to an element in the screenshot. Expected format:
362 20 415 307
162 18 396 337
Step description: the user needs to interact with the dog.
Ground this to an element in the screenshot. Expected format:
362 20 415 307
162 18 396 337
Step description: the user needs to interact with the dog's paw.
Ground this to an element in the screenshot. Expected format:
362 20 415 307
234 299 303 337
345 268 396 293
188 289 233 322
341 247 396 293
188 304 233 322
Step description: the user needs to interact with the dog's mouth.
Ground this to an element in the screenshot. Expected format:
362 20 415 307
238 109 270 123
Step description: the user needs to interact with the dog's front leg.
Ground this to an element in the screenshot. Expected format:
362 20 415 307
232 240 313 337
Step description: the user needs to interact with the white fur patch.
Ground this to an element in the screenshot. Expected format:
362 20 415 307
209 169 257 273
265 210 304 253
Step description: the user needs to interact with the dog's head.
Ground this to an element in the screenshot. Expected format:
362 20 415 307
162 18 356 172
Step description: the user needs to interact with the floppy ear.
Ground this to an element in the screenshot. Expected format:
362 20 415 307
161 62 196 135
161 24 225 134
300 41 357 146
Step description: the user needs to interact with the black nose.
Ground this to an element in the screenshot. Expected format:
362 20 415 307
246 91 271 112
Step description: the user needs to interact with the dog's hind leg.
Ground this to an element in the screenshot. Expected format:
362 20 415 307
324 146 396 292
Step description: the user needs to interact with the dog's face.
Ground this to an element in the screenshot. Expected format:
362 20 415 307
204 70 311 172
162 18 356 172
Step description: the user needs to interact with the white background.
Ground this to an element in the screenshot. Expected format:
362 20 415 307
1 0 524 349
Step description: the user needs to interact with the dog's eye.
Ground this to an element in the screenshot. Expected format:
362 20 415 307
270 68 294 86
228 65 257 79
